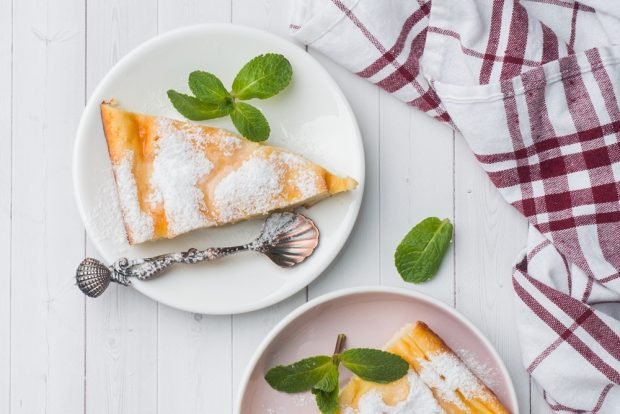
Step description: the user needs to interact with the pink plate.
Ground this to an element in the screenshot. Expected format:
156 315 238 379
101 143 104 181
236 286 519 413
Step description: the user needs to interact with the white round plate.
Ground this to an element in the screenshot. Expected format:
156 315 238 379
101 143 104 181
73 24 364 314
236 287 519 414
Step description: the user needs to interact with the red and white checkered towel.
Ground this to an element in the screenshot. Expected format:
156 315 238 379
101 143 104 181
290 0 620 412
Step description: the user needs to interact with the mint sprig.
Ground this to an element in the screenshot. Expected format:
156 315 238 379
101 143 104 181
264 334 408 414
395 217 453 284
167 53 292 142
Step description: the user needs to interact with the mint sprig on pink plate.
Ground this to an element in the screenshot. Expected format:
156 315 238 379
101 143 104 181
265 334 408 414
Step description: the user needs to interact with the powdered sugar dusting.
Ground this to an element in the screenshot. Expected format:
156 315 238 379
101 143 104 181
113 150 154 243
278 152 320 198
213 151 321 223
218 133 243 156
457 349 497 388
418 352 487 409
150 117 214 235
87 166 129 247
214 155 280 222
294 168 320 198
343 371 445 414
169 118 243 156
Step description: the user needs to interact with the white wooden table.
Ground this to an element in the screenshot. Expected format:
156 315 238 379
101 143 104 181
0 0 552 412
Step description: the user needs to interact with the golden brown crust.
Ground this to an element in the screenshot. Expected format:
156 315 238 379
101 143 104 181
101 102 153 244
325 173 359 195
390 322 509 414
100 102 358 244
338 322 510 414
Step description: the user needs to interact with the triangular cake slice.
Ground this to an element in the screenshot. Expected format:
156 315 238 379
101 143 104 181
100 102 357 244
339 322 510 414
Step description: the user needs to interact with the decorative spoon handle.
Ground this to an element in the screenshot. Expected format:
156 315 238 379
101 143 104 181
76 212 319 298
109 245 248 285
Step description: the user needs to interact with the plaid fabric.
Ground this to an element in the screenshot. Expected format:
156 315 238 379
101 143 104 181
291 0 620 412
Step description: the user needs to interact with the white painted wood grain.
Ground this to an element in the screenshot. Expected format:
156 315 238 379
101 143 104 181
158 310 232 413
10 0 85 413
231 0 293 39
158 0 231 33
308 53 382 297
0 0 12 412
155 2 234 413
85 1 158 413
379 92 455 306
231 293 307 405
85 287 158 414
454 136 531 413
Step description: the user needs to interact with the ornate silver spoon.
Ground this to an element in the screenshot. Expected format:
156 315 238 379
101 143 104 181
76 212 319 298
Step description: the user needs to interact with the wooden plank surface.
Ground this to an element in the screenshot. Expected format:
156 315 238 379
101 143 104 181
0 0 12 411
84 1 158 413
10 0 86 413
454 137 531 412
2 0 536 412
307 53 381 298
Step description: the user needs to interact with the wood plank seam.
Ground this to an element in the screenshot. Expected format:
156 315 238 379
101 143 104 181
8 1 14 413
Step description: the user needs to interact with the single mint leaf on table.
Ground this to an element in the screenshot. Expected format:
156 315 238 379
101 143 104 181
230 102 270 141
394 217 453 284
188 71 232 104
167 90 233 121
313 363 339 392
264 355 334 393
312 387 339 414
339 348 408 384
232 53 293 100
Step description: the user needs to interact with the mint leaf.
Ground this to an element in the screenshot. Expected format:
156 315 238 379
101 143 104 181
167 90 233 120
230 102 270 141
394 217 453 284
312 363 339 414
313 363 339 392
312 387 339 414
339 349 408 384
232 53 293 100
265 356 333 393
188 71 231 104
